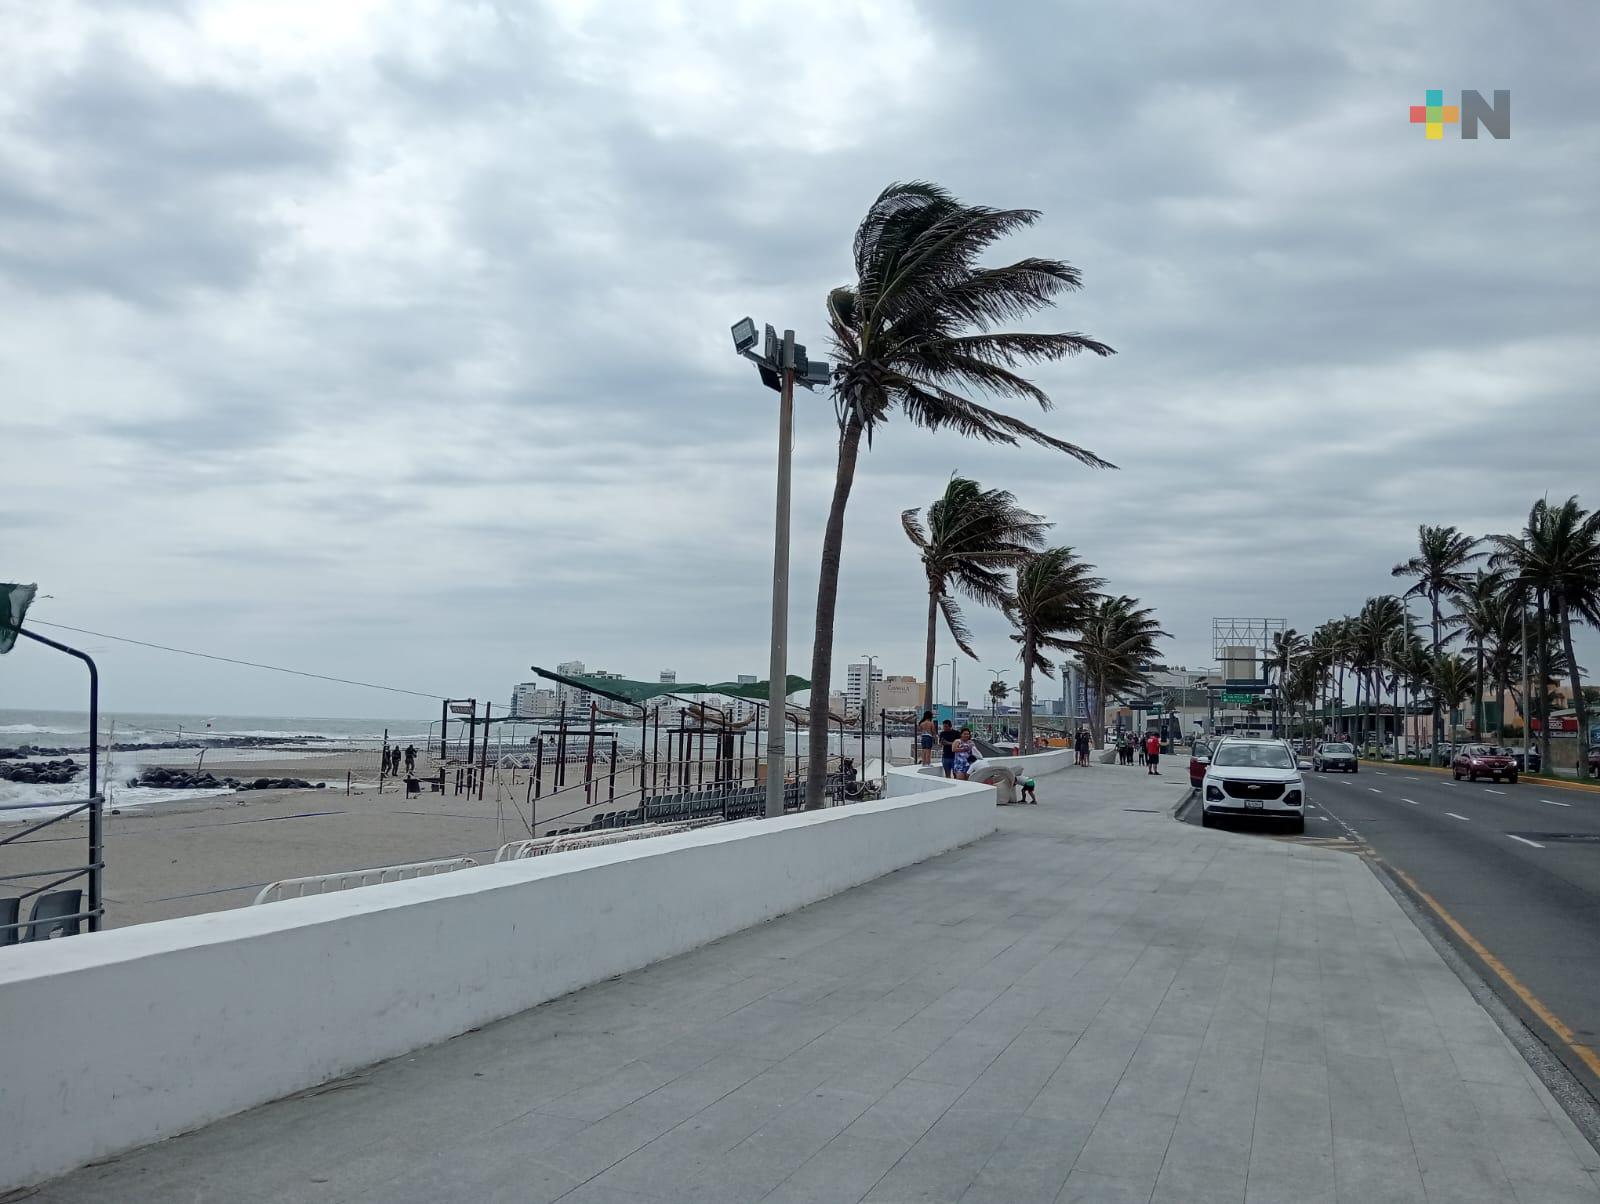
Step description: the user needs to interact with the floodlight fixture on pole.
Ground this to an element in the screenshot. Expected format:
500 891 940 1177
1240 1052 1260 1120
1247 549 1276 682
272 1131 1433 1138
731 316 830 819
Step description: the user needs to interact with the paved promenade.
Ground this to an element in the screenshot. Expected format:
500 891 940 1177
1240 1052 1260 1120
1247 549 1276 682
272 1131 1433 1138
31 765 1600 1202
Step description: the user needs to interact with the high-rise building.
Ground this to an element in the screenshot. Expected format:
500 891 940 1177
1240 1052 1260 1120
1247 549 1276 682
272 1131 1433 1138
876 675 924 716
509 684 559 718
659 669 676 684
845 663 885 715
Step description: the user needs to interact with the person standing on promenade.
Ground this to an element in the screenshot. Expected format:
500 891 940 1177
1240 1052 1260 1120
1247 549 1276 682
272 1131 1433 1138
1145 730 1161 775
917 711 937 766
952 727 976 781
938 720 959 777
404 744 417 774
1075 728 1090 767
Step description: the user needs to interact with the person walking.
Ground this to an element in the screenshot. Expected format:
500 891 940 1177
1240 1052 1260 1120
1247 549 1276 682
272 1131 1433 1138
1075 728 1090 767
1145 730 1161 775
952 727 976 781
404 744 417 774
1136 734 1147 768
938 720 959 778
917 711 937 766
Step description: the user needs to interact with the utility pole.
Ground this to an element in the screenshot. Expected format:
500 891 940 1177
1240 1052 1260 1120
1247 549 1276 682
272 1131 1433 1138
1522 594 1530 770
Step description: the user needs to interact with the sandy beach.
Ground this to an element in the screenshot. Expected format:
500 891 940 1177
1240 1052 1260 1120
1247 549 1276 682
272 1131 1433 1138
4 740 913 930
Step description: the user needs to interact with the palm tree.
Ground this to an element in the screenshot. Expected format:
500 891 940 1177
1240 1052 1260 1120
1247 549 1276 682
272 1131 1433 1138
1006 549 1103 753
1355 597 1407 749
1490 497 1600 775
1455 570 1507 740
1430 653 1478 733
902 477 1049 711
1392 525 1483 763
807 182 1114 807
1077 596 1167 749
1266 628 1306 737
987 678 1009 734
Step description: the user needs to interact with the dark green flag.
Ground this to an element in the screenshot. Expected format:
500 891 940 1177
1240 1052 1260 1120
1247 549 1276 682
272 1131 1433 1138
0 583 36 654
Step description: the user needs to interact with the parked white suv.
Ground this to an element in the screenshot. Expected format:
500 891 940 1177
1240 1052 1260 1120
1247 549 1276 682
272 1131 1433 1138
1200 737 1306 834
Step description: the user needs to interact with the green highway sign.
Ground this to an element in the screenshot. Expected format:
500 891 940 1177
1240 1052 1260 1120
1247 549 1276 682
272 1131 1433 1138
1221 692 1258 704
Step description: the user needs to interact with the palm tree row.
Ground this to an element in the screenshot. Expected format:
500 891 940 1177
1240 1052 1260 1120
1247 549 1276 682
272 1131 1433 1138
1264 499 1599 775
904 475 1166 755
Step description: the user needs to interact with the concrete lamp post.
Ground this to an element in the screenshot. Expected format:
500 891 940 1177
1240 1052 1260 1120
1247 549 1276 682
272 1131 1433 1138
732 317 830 819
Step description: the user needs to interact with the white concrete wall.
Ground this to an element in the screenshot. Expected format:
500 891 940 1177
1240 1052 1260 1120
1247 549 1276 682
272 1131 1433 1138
0 785 996 1192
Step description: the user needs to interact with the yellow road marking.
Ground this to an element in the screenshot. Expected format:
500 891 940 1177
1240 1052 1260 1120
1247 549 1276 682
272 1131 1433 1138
1388 865 1600 1080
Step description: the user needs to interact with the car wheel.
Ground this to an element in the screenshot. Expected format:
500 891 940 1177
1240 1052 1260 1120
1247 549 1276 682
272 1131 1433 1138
1200 810 1214 829
1469 771 1477 782
1452 768 1461 780
1350 765 1357 773
1287 818 1305 834
1508 773 1518 785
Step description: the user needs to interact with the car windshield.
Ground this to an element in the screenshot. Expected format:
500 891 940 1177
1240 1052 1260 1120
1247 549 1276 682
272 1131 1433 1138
1213 744 1295 769
1462 746 1488 756
1322 743 1352 753
1193 742 1211 757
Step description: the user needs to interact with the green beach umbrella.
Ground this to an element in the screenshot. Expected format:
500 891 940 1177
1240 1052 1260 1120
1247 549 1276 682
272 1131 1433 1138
0 582 37 654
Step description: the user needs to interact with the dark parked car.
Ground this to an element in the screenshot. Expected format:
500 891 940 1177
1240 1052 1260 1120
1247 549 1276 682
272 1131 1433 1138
1312 742 1357 773
1189 740 1213 789
1452 744 1518 783
1509 748 1542 773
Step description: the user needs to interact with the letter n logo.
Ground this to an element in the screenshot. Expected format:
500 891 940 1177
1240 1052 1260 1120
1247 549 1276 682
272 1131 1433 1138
1460 90 1511 139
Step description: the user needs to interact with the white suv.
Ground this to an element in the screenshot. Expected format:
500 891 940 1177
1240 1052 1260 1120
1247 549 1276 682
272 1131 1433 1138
1200 737 1306 834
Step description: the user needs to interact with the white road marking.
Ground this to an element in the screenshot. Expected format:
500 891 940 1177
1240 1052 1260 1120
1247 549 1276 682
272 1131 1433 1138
1541 799 1572 808
1316 815 1330 821
1368 787 1382 794
1507 835 1545 849
1485 788 1506 795
1404 776 1421 781
1376 771 1390 776
1401 798 1419 805
1447 812 1470 821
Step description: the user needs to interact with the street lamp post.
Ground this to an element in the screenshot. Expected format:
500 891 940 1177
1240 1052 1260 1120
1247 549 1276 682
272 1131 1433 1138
732 317 829 818
988 668 1006 741
860 654 878 732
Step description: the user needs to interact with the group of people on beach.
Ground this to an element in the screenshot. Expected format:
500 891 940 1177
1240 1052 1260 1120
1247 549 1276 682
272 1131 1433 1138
380 743 417 778
917 712 977 780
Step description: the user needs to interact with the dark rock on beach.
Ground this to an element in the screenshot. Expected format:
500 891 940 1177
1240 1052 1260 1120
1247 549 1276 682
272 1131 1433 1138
0 757 81 784
122 767 324 792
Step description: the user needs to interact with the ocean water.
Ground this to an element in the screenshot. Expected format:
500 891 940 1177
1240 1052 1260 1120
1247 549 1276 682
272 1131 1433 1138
0 708 435 749
0 708 434 816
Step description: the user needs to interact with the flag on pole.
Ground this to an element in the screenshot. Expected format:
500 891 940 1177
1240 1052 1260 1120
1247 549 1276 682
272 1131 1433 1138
0 583 37 655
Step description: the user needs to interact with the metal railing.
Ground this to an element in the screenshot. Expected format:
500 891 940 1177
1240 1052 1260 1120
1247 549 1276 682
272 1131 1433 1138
494 817 726 862
0 795 105 941
252 855 479 905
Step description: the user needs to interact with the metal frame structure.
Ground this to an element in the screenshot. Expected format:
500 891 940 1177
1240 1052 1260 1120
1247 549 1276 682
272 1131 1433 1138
1 627 104 939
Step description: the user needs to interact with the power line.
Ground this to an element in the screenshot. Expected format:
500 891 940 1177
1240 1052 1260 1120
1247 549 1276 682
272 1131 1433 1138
24 620 445 701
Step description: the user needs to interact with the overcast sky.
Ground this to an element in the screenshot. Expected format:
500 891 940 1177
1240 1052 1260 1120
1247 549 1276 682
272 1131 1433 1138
3 0 1597 719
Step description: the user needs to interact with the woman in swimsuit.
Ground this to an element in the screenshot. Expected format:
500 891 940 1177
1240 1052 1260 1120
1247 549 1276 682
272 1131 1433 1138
952 727 975 780
917 710 937 766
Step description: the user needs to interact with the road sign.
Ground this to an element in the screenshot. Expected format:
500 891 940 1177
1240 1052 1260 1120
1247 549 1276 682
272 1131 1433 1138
1221 692 1258 705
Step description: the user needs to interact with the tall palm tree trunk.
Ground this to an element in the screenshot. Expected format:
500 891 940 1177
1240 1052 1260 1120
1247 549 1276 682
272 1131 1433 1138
807 416 864 809
1537 589 1552 771
1557 597 1589 777
1020 635 1036 753
922 591 939 713
1440 589 1452 762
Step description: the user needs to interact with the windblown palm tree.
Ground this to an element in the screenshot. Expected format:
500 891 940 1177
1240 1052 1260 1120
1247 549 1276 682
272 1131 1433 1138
1077 596 1167 749
807 181 1114 807
903 477 1049 711
1455 570 1509 740
1392 525 1482 762
1355 597 1407 748
1429 653 1478 730
1266 628 1306 737
1006 549 1103 753
1490 498 1600 774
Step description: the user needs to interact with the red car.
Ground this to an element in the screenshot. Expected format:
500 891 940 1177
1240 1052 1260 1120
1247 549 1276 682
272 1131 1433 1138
1189 740 1212 789
1452 744 1518 784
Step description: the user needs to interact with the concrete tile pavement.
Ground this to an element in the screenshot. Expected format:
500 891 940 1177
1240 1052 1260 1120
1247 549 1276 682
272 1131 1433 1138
27 761 1600 1203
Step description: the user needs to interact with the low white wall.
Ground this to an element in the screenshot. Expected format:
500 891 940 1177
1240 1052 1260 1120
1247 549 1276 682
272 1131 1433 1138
0 785 996 1192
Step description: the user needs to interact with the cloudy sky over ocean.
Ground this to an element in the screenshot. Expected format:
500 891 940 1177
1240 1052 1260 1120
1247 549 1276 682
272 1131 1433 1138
3 0 1596 716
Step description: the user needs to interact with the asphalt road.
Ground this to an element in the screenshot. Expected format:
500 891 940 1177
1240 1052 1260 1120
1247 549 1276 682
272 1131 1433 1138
1182 760 1600 1105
